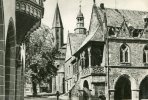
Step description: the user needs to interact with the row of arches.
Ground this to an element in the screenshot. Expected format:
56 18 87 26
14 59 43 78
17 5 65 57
114 75 148 100
81 75 148 100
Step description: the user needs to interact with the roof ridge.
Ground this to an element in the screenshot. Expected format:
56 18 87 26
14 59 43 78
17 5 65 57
68 33 73 55
101 7 148 13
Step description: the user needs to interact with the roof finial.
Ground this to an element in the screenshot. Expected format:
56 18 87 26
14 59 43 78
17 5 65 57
79 0 82 11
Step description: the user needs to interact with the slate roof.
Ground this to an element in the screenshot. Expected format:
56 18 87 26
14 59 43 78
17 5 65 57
69 33 86 55
77 8 84 18
98 8 148 29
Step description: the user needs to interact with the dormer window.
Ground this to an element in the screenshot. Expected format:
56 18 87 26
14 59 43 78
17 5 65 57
133 29 139 37
143 45 148 63
109 27 115 36
120 44 130 63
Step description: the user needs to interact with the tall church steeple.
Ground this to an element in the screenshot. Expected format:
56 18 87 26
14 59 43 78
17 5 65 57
74 4 86 34
52 3 64 49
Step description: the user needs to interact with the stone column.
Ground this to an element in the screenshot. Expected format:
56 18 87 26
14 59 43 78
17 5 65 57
52 76 56 94
15 43 25 100
88 47 92 75
83 51 86 68
109 89 115 100
88 47 91 67
15 44 22 100
132 89 139 100
80 53 83 71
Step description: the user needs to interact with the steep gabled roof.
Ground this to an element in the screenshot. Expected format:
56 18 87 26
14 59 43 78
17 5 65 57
65 33 86 61
52 3 63 28
69 33 86 54
74 4 105 54
98 7 148 29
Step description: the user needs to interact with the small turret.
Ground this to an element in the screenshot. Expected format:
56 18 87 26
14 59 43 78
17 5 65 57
74 5 86 34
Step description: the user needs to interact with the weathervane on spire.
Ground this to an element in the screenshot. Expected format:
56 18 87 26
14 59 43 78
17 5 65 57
79 0 82 10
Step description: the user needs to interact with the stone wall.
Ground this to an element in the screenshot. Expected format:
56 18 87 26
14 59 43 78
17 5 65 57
109 67 148 89
108 39 148 67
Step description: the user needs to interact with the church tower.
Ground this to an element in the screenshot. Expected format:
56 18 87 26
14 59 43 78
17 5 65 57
52 3 64 49
74 5 86 34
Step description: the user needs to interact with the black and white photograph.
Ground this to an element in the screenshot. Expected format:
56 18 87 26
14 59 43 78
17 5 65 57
1 0 148 100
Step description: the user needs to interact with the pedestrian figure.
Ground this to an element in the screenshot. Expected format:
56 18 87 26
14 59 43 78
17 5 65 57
56 91 60 100
99 95 106 100
69 90 72 100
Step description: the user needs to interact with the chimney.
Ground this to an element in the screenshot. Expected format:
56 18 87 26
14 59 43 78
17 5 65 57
100 3 105 9
143 15 148 38
143 15 148 28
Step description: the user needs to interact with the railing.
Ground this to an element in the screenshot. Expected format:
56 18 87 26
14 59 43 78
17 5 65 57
81 68 91 77
80 66 105 78
30 0 43 5
16 0 44 19
91 66 105 75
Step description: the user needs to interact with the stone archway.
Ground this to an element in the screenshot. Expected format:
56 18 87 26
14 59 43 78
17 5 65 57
5 18 16 100
139 76 148 100
114 75 131 100
83 80 90 100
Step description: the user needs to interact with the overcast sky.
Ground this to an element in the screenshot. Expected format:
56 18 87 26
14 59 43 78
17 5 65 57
42 0 148 43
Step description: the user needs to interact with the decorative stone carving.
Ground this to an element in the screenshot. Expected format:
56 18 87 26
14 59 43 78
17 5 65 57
16 0 43 19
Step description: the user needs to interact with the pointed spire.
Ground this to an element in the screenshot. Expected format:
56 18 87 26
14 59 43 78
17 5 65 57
52 2 63 28
93 0 96 4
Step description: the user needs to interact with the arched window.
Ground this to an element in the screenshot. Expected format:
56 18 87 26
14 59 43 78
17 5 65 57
120 44 130 63
143 45 148 63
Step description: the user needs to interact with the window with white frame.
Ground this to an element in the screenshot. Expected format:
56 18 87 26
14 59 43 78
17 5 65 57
120 44 130 63
143 45 148 63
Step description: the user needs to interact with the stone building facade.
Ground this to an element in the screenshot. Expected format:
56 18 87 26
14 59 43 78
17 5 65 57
0 0 45 100
64 1 148 100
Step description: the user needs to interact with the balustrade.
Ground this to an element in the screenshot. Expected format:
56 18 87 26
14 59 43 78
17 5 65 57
80 66 105 78
16 0 44 19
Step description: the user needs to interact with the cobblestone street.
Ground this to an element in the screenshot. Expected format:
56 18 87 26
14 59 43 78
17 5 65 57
24 97 56 100
24 96 65 100
24 97 50 100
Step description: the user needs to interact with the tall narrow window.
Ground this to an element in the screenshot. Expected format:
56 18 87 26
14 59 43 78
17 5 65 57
69 66 70 74
85 50 89 68
120 44 130 63
143 45 148 63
